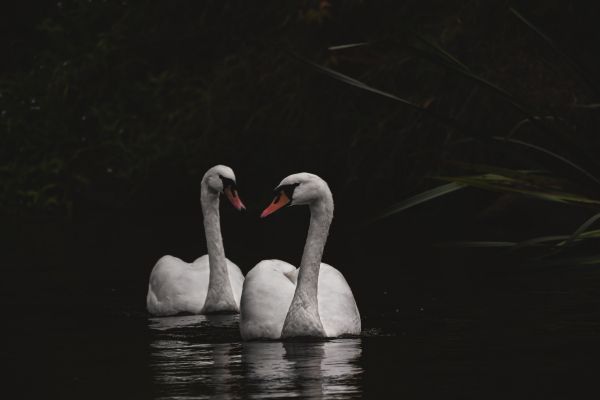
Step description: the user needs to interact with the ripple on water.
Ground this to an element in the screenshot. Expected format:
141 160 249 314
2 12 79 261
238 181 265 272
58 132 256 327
149 315 364 399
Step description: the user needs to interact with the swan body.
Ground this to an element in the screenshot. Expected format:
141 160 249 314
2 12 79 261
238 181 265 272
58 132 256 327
240 173 360 340
147 255 244 316
146 165 245 316
240 260 360 339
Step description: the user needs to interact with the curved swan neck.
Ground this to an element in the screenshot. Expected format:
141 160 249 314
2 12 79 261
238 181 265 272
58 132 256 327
282 192 333 337
200 182 237 312
297 199 333 298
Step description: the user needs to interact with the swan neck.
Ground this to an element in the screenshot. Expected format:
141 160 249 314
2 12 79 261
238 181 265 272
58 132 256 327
200 182 236 312
282 194 333 337
297 199 333 297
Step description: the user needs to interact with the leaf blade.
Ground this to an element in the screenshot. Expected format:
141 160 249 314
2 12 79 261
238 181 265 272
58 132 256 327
491 136 600 186
289 51 467 131
563 212 600 248
369 182 467 222
328 42 370 51
437 173 600 206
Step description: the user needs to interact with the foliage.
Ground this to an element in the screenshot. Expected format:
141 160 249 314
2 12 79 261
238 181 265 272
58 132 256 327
3 1 600 269
291 2 600 264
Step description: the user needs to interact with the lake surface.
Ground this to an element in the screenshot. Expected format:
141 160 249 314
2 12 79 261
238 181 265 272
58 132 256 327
6 277 600 399
149 315 363 399
5 217 600 398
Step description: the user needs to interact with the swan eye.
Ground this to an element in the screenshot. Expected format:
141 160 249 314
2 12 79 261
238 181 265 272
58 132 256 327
261 190 291 218
219 175 237 192
274 183 300 201
219 175 245 210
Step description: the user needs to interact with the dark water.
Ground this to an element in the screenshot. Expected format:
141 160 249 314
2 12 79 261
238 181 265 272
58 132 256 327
149 315 362 399
5 216 600 398
9 299 600 399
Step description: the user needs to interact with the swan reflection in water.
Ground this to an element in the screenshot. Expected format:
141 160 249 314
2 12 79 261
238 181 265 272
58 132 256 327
149 314 241 399
149 315 363 399
243 339 362 398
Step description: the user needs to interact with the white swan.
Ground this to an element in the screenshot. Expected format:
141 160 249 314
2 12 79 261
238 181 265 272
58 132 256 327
240 173 361 340
146 165 246 316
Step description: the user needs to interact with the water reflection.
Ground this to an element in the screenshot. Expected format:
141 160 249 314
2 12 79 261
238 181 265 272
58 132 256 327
243 339 362 398
149 315 241 399
149 315 363 399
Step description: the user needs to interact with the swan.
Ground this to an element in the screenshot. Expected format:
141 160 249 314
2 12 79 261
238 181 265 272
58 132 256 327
240 173 361 340
146 165 246 316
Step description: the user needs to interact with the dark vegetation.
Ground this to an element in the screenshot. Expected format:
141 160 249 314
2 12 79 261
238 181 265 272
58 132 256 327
3 1 600 292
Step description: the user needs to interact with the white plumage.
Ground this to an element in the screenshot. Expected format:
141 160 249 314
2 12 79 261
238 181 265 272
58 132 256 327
240 173 360 339
240 260 360 339
147 255 244 316
146 165 245 316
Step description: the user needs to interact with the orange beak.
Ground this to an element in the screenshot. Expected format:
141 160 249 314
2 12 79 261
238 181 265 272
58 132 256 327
224 187 245 211
261 192 290 218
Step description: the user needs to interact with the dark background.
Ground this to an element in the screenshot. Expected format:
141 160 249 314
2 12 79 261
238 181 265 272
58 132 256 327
3 0 600 398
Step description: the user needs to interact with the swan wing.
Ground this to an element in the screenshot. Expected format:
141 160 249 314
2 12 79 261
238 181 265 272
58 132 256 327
317 263 361 337
240 259 296 340
146 255 210 316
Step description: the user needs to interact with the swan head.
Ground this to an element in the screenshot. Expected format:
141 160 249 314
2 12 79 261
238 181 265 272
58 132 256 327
261 173 331 218
202 165 245 210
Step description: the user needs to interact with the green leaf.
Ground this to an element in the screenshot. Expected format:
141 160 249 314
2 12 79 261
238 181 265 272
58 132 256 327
491 136 600 186
444 161 547 180
532 254 600 268
408 38 534 117
369 182 466 222
578 229 600 240
414 34 471 73
289 51 466 131
328 42 370 51
437 173 600 206
563 212 600 248
438 241 516 248
510 235 570 251
553 229 600 246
